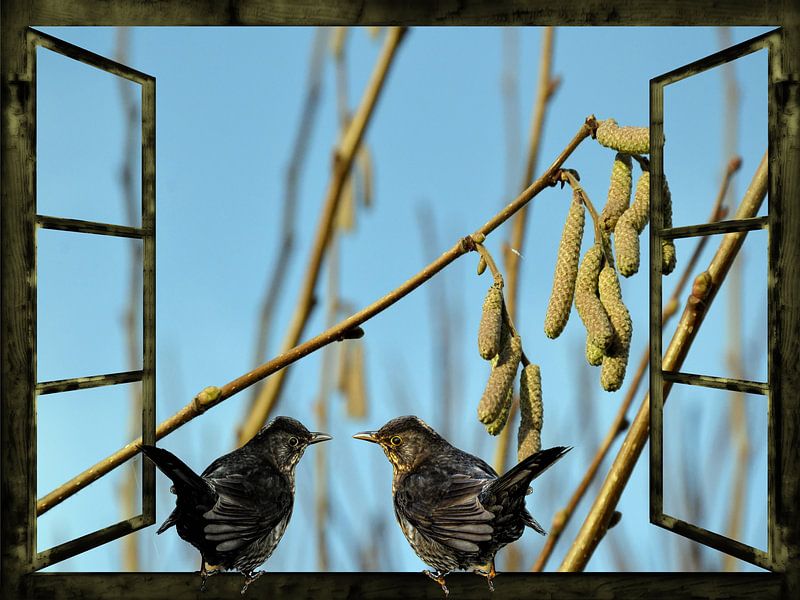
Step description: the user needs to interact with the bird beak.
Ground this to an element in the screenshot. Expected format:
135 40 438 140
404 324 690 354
308 432 332 445
352 430 379 443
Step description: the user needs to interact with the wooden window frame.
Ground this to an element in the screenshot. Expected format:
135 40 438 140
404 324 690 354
2 2 797 599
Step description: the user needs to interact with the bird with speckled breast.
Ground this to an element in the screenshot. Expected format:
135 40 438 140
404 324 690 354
354 415 570 596
140 416 331 594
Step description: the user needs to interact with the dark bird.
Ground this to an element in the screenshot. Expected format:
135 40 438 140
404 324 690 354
140 416 331 594
354 415 570 595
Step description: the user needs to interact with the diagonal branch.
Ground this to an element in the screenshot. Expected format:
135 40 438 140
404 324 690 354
36 116 597 517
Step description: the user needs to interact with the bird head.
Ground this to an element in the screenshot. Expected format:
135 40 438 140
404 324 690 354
353 415 446 473
253 416 332 474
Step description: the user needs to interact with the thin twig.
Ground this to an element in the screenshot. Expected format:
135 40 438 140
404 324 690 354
237 26 408 445
36 116 597 516
245 29 328 418
495 27 559 474
558 151 767 572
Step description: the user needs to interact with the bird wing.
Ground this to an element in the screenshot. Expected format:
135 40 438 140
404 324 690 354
395 471 495 553
200 460 293 554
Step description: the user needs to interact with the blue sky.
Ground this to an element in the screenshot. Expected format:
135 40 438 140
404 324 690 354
34 26 772 574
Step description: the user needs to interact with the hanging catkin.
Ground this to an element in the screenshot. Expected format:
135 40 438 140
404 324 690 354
517 364 543 461
477 283 504 360
598 265 633 391
661 178 677 275
586 338 604 366
615 169 650 277
477 332 522 425
574 245 613 353
485 388 513 435
544 191 585 339
596 118 649 154
600 153 633 232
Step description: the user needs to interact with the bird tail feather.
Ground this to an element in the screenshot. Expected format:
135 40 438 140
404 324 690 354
488 446 572 501
139 444 213 501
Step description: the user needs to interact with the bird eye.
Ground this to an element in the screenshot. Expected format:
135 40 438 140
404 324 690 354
390 435 403 447
288 436 299 447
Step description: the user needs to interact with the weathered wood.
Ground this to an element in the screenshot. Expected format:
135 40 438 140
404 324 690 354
768 22 800 600
662 216 769 240
661 371 769 395
13 0 798 26
21 572 784 600
37 370 143 394
36 215 145 238
1 5 38 600
33 516 151 571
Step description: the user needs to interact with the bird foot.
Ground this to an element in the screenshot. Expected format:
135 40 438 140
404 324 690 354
423 569 450 597
240 570 263 595
473 561 497 592
198 561 223 592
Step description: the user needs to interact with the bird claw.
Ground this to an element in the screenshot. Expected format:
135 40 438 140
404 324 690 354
198 561 222 592
240 570 263 595
423 569 450 597
473 561 497 592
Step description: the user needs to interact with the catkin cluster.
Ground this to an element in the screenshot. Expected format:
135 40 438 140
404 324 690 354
661 179 677 275
477 330 522 432
478 283 504 360
544 191 585 339
598 265 632 391
596 118 649 154
615 169 650 277
517 364 543 461
476 282 522 435
600 153 633 232
575 244 613 353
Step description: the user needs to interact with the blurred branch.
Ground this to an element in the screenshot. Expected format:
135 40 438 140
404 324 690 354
37 115 597 516
558 151 767 572
495 27 559 473
417 204 456 439
718 26 748 572
114 26 142 572
245 29 328 414
314 236 340 571
238 26 408 445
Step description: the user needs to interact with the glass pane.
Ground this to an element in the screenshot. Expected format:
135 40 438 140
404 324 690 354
37 45 142 227
37 229 142 382
37 382 143 554
663 48 767 229
663 384 767 565
663 229 767 384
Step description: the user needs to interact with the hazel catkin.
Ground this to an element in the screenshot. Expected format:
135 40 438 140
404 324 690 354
616 169 650 277
661 178 677 275
518 364 543 461
478 283 504 360
586 338 604 366
598 265 633 391
478 332 522 425
574 245 613 352
544 192 585 339
485 387 513 435
600 153 633 232
596 118 649 154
